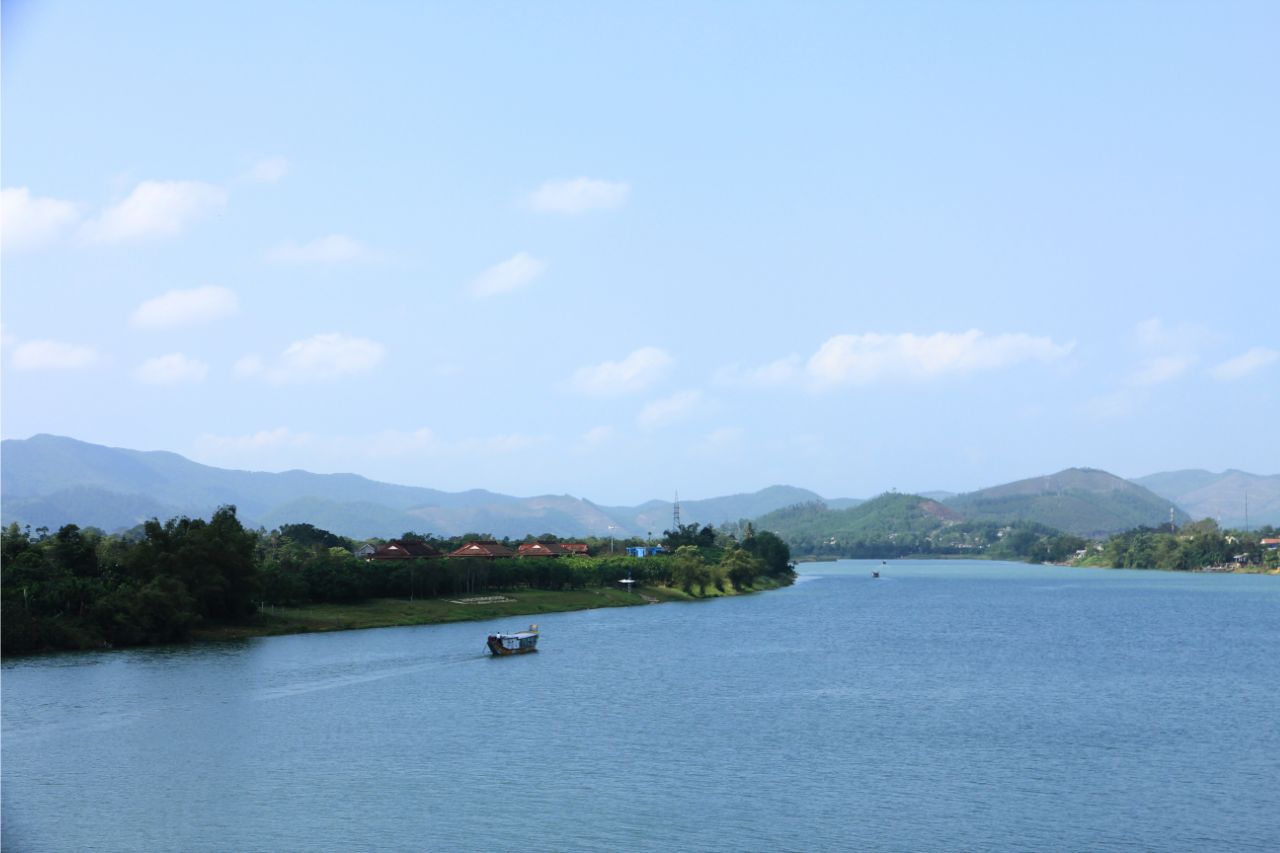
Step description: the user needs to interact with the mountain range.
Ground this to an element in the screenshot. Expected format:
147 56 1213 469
2 434 1275 540
0 435 833 539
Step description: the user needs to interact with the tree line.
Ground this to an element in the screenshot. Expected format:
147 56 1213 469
2 509 793 655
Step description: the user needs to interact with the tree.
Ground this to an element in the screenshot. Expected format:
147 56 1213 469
671 545 706 594
721 548 763 590
743 530 792 576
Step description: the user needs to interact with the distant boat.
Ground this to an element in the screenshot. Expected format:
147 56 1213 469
872 571 880 578
487 624 539 656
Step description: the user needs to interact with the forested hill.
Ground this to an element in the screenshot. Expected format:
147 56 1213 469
943 468 1187 537
755 493 972 557
756 469 1197 559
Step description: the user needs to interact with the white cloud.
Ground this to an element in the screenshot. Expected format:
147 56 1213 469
468 252 547 297
639 390 704 429
79 180 226 244
10 339 98 371
701 426 744 447
1210 347 1279 381
131 285 239 329
249 157 290 183
1127 355 1195 386
806 330 1073 387
237 333 386 383
196 426 314 454
528 178 630 214
265 234 374 264
233 355 265 378
193 426 545 466
1134 317 1208 352
135 353 209 385
1082 389 1145 421
580 425 616 446
568 346 674 396
1 187 82 251
715 356 801 388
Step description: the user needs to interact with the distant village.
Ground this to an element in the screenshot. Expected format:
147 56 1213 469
358 539 664 560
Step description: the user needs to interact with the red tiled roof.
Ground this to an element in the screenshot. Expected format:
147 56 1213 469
448 541 516 558
517 542 566 557
560 543 590 554
371 541 441 559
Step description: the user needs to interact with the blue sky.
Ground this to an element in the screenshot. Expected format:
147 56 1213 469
2 1 1276 504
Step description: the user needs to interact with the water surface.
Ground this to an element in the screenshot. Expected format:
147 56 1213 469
4 561 1278 851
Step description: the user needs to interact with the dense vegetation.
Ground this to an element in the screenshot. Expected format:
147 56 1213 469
1089 521 1279 571
756 494 1087 561
757 494 1278 572
1 509 793 655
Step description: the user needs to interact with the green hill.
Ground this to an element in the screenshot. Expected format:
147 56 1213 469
945 467 1187 536
756 492 963 556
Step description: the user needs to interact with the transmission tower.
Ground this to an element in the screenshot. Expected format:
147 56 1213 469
673 490 682 530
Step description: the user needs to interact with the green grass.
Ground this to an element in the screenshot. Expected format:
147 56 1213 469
192 586 679 641
192 580 787 642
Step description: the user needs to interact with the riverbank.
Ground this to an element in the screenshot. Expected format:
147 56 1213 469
794 552 1279 575
191 578 790 642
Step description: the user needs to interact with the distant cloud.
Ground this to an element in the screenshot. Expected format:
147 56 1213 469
265 234 375 264
528 178 630 214
715 356 801 388
1082 389 1145 421
198 427 314 453
806 330 1073 387
236 332 386 383
1135 317 1208 352
131 285 239 329
700 426 744 448
193 426 546 467
10 339 98 371
1127 355 1195 386
580 425 616 446
468 252 547 297
248 157 290 183
79 180 227 244
568 347 674 396
1209 347 1279 382
1 187 82 251
135 353 209 385
639 390 704 429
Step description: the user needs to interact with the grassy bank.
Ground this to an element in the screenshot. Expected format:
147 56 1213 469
192 579 787 642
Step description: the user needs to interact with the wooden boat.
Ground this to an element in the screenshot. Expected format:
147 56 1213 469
487 624 539 656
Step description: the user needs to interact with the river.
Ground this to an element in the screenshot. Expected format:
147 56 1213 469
3 560 1278 851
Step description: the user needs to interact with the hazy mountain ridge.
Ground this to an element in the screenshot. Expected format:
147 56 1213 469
0 436 826 538
4 435 1273 539
1133 469 1280 529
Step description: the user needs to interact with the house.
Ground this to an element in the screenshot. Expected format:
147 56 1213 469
625 546 663 558
370 541 441 560
1261 538 1280 550
517 542 566 557
354 543 377 560
448 541 516 558
560 543 590 556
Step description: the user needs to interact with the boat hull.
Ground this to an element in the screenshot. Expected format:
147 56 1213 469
487 625 539 656
487 639 537 656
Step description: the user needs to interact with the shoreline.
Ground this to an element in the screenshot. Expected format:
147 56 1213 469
792 553 1279 575
190 578 790 644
